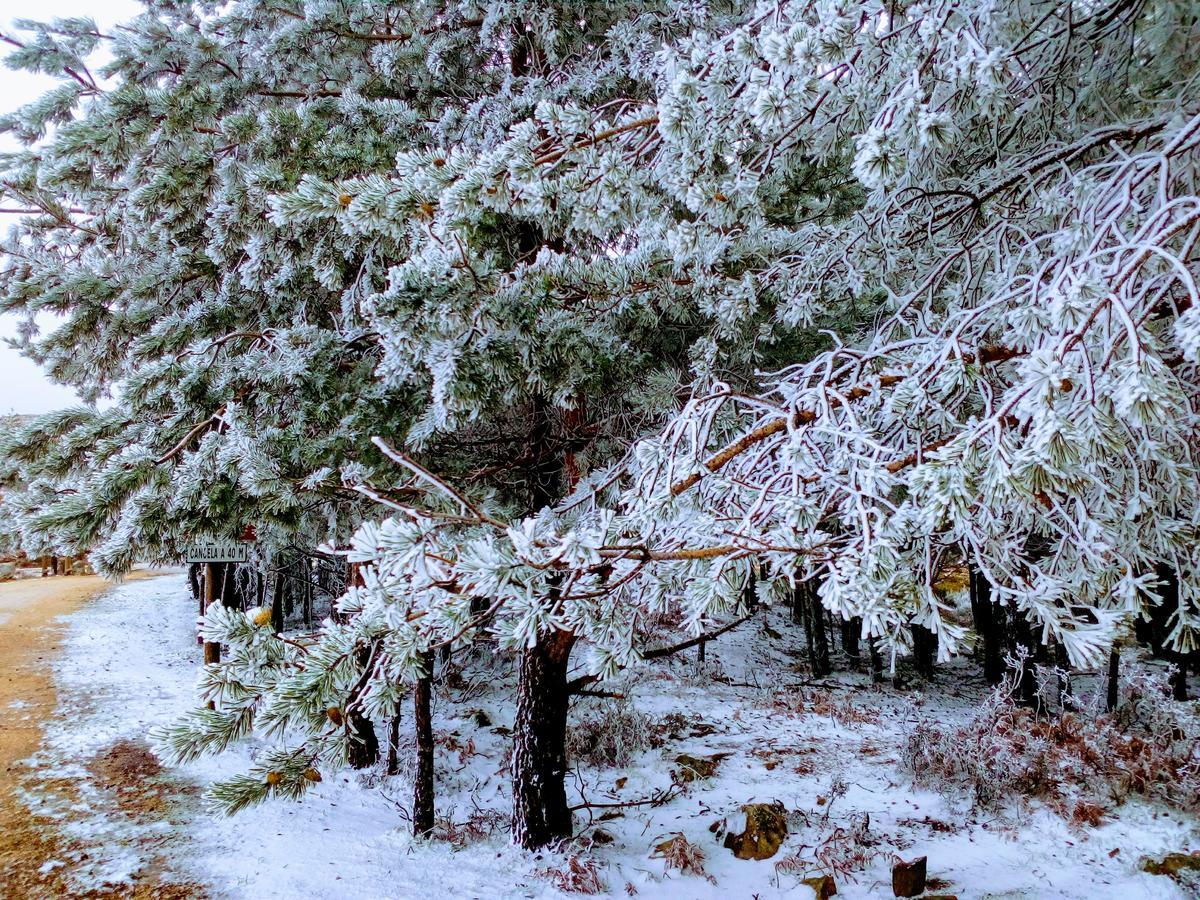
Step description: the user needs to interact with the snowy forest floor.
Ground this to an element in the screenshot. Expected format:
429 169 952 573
7 573 1200 899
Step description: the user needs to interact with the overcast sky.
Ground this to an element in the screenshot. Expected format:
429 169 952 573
1 0 141 416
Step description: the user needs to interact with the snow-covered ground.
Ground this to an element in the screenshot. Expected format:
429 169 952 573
31 573 1199 898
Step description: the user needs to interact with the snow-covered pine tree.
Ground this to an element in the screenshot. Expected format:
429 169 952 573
214 0 1200 848
4 2 855 848
16 0 1199 853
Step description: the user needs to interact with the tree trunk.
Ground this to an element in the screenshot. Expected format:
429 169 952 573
1153 564 1190 701
1106 646 1121 712
969 568 1004 685
804 579 830 678
791 582 805 626
1054 641 1073 710
841 617 861 660
1170 661 1189 701
911 625 936 680
386 713 401 776
270 571 285 634
868 637 884 683
1011 613 1041 712
511 628 575 849
346 644 380 769
413 653 435 836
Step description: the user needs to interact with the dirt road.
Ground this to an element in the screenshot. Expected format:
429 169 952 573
0 571 191 899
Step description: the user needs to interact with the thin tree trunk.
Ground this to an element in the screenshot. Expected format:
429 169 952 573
1154 564 1190 701
791 581 805 626
346 643 380 769
1170 661 1189 701
386 713 401 776
1106 647 1120 712
969 568 1004 685
801 584 815 662
1054 641 1073 709
1011 613 1041 712
911 625 936 680
511 628 575 849
413 652 435 836
806 579 830 678
841 617 861 660
869 637 884 683
270 571 285 633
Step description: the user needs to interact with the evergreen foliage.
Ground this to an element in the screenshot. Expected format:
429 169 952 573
1 0 1197 843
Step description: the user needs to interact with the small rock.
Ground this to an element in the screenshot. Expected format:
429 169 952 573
590 829 615 846
723 801 788 861
1141 852 1200 880
892 855 927 897
802 874 837 898
673 752 729 783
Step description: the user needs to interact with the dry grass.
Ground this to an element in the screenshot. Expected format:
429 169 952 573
765 687 880 727
651 833 715 883
538 856 606 894
901 665 1200 815
568 700 652 767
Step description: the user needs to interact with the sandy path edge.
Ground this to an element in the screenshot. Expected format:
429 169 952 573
0 570 166 898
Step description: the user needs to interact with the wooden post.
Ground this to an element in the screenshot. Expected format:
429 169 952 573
203 562 221 665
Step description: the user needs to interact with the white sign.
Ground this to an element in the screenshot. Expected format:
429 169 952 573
186 541 249 563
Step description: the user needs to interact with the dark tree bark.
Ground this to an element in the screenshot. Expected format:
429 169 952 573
188 563 201 603
511 628 575 849
911 625 936 680
346 644 380 769
386 713 401 776
302 557 313 628
507 388 584 849
413 652 435 836
1106 646 1121 712
791 581 805 626
270 572 285 634
841 617 861 660
969 568 1004 685
1153 564 1190 701
1010 612 1041 712
868 637 885 683
802 578 830 678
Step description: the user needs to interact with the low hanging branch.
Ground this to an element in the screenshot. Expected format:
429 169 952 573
668 344 1018 497
641 611 757 660
565 610 757 695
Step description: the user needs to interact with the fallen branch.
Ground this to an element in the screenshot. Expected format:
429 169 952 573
569 785 680 813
